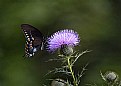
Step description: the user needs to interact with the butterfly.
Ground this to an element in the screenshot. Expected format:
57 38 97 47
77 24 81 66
21 24 44 57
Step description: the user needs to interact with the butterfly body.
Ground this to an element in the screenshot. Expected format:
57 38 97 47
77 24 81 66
21 24 44 57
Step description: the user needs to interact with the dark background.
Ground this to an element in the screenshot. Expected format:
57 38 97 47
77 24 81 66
0 0 121 86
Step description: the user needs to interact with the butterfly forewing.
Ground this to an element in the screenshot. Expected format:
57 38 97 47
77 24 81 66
21 24 43 57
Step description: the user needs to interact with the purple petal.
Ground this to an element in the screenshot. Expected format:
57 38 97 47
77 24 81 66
47 29 80 52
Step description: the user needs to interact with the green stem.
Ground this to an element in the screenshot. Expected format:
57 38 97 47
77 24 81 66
67 56 78 86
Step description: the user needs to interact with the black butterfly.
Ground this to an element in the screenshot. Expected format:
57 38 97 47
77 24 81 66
21 24 44 57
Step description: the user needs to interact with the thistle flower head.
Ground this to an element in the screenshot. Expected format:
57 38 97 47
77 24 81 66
47 29 80 53
101 71 118 84
51 78 73 86
104 71 118 83
51 79 66 86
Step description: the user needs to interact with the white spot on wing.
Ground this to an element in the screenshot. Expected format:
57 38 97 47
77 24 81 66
33 48 37 52
29 54 33 57
26 36 29 38
24 31 27 34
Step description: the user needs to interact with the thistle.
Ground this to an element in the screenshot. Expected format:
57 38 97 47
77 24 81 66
101 71 119 86
51 78 73 86
47 29 88 86
47 29 80 54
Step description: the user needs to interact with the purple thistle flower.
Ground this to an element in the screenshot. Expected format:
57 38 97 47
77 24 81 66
47 29 80 52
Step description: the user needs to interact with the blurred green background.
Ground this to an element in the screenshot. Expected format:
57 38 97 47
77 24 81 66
0 0 121 86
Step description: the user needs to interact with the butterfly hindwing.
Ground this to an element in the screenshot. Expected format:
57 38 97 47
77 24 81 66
21 24 43 57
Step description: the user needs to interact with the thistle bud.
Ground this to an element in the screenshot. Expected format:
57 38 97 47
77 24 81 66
51 78 73 86
51 79 65 86
101 71 118 84
60 44 73 56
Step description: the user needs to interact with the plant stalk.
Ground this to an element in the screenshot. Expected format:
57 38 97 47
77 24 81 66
67 56 78 86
